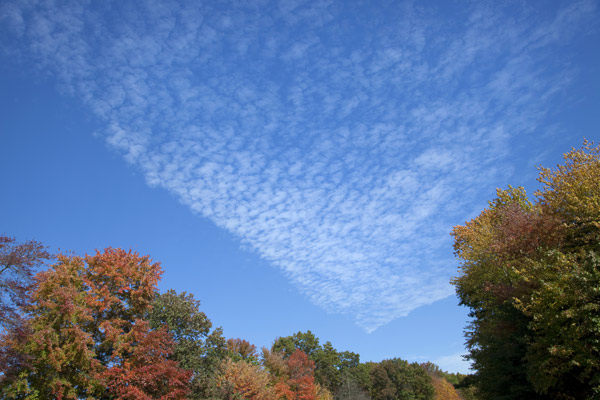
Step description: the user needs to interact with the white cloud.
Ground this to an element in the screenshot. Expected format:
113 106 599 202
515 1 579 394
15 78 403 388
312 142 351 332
1 0 596 332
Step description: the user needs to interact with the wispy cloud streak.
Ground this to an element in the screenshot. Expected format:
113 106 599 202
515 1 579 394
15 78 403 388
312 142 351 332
1 0 596 331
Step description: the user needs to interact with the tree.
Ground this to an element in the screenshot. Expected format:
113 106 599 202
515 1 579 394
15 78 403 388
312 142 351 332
335 370 370 400
0 235 50 386
273 331 321 358
286 349 318 400
0 236 50 330
227 338 259 363
520 141 600 398
148 289 227 399
1 248 191 399
420 363 467 400
262 346 291 380
519 250 600 398
272 331 360 395
452 141 600 399
101 320 191 399
429 376 461 400
369 358 434 400
451 187 550 399
1 255 101 399
214 358 276 400
263 348 323 400
313 342 347 394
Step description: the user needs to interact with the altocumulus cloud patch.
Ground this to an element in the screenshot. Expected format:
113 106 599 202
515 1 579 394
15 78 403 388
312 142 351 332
0 0 595 331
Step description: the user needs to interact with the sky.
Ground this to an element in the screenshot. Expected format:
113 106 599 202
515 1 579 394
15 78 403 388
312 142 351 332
0 0 599 374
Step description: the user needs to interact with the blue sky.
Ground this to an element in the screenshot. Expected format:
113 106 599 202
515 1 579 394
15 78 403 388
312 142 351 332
1 0 598 373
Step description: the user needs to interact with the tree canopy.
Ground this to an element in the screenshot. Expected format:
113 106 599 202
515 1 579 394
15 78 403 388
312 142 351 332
0 242 466 400
452 141 600 399
1 248 191 399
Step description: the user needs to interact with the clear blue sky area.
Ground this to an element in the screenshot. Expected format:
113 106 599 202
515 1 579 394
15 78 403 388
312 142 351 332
1 0 598 373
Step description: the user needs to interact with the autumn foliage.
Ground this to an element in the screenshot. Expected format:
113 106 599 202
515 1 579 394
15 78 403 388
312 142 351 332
0 240 452 400
430 375 462 400
283 350 318 400
227 337 259 362
452 141 600 399
1 248 190 399
215 358 276 400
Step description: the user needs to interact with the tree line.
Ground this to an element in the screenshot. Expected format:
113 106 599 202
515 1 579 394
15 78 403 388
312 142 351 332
0 238 467 399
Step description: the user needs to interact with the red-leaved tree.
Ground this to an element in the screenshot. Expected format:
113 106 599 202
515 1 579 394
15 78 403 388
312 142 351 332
267 349 318 400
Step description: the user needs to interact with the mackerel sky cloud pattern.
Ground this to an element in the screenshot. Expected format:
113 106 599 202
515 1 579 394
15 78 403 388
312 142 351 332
1 0 595 331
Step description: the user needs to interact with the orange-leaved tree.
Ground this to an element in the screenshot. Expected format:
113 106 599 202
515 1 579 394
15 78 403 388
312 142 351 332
0 248 190 399
264 349 319 400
